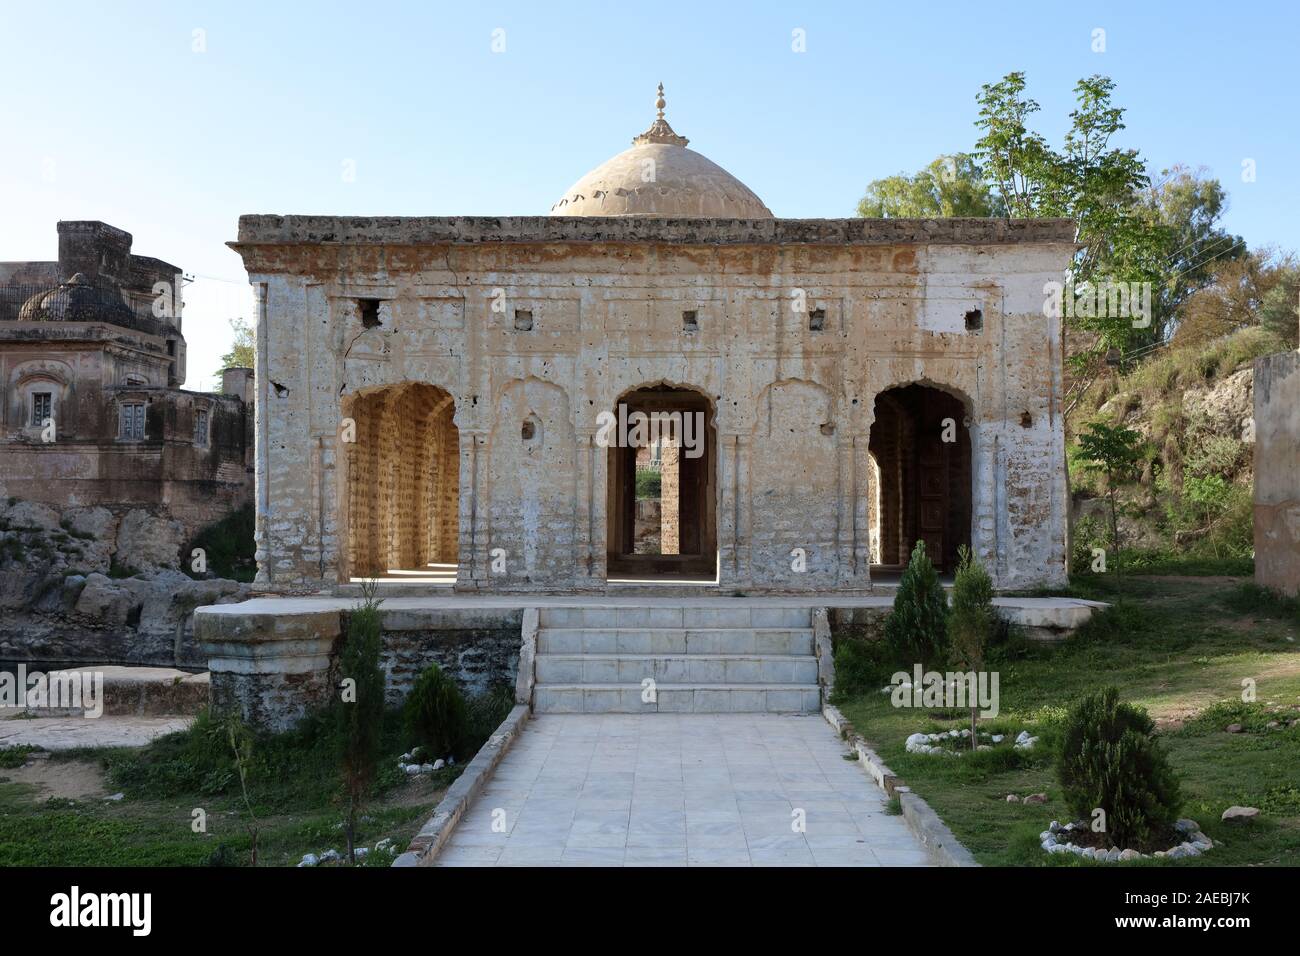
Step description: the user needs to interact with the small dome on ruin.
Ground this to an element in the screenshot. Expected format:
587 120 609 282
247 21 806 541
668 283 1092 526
550 84 773 219
18 272 136 324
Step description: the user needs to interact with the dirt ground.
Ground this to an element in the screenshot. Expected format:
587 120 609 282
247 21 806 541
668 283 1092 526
1 755 107 801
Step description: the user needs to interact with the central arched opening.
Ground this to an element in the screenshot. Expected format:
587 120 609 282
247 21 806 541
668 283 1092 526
346 382 458 583
606 385 717 581
868 383 971 576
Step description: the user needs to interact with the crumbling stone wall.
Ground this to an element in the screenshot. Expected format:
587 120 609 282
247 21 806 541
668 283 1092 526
1254 351 1300 596
232 216 1074 592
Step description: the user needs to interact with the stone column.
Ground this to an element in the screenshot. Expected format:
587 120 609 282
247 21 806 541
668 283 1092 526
660 439 680 554
251 281 270 587
197 604 341 733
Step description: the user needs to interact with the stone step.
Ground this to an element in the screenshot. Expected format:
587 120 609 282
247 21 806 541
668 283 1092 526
533 683 821 714
535 653 819 685
537 606 811 629
536 627 814 656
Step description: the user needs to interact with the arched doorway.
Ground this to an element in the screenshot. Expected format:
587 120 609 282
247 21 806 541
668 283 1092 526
346 382 458 581
605 385 717 579
868 384 971 574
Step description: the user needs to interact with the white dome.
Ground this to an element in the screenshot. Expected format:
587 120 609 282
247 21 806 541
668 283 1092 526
549 85 772 219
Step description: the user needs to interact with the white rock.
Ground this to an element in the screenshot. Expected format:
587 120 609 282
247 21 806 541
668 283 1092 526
320 849 341 863
905 733 931 753
991 734 1004 743
432 758 445 770
375 838 393 852
1221 805 1260 822
1119 848 1141 861
404 764 421 776
419 763 434 773
104 792 125 802
1081 847 1096 859
355 847 370 860
1015 730 1031 744
298 853 320 867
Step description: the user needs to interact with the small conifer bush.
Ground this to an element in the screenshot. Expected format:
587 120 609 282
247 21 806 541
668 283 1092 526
1058 687 1182 849
884 540 950 669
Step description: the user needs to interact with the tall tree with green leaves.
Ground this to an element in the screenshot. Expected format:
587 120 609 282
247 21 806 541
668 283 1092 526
973 74 1170 411
217 317 255 376
858 154 1004 218
1073 422 1144 597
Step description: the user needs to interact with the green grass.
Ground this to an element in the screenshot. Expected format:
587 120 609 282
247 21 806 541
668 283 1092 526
836 573 1300 866
0 683 514 866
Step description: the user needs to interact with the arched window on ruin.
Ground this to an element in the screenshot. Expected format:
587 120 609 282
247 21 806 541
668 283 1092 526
346 382 458 583
868 383 972 577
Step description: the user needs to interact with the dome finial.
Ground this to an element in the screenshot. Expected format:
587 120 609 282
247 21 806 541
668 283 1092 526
634 82 688 148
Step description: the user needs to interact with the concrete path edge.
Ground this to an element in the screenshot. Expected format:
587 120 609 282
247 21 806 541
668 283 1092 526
822 702 979 867
393 703 531 867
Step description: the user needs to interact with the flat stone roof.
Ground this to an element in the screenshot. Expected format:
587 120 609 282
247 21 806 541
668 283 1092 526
232 215 1077 248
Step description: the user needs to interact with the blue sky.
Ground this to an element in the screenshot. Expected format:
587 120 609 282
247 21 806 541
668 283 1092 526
1 0 1295 389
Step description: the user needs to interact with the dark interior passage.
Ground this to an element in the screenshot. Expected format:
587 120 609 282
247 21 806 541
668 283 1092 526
868 384 971 573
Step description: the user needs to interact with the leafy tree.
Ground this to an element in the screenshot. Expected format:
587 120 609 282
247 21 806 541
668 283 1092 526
1058 687 1181 850
1173 249 1295 348
336 580 386 864
1257 260 1300 348
1140 165 1246 335
884 540 950 669
1073 422 1144 595
858 154 1004 218
217 317 255 375
973 74 1170 412
947 546 995 749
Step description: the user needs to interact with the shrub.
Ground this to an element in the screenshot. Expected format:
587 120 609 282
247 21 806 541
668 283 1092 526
829 639 889 702
404 663 468 760
186 503 256 582
335 582 386 862
635 468 661 499
884 540 950 669
1057 687 1181 849
465 682 516 749
948 546 996 747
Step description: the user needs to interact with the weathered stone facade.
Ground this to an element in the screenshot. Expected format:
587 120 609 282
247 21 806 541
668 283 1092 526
0 221 253 535
1253 349 1300 596
232 215 1074 592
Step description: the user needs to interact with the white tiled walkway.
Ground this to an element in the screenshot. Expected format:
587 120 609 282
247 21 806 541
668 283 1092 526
434 714 932 866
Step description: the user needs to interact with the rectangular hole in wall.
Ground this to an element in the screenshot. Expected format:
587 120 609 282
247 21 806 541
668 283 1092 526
514 309 533 331
682 310 698 332
964 308 983 332
808 308 826 332
359 298 382 328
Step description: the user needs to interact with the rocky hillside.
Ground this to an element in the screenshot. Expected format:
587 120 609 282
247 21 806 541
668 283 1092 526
1066 325 1283 569
0 497 249 667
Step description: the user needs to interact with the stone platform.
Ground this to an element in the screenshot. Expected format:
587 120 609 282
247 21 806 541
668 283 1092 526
194 593 1105 729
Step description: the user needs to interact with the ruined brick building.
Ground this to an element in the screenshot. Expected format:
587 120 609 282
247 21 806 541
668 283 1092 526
0 221 253 534
230 89 1076 593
